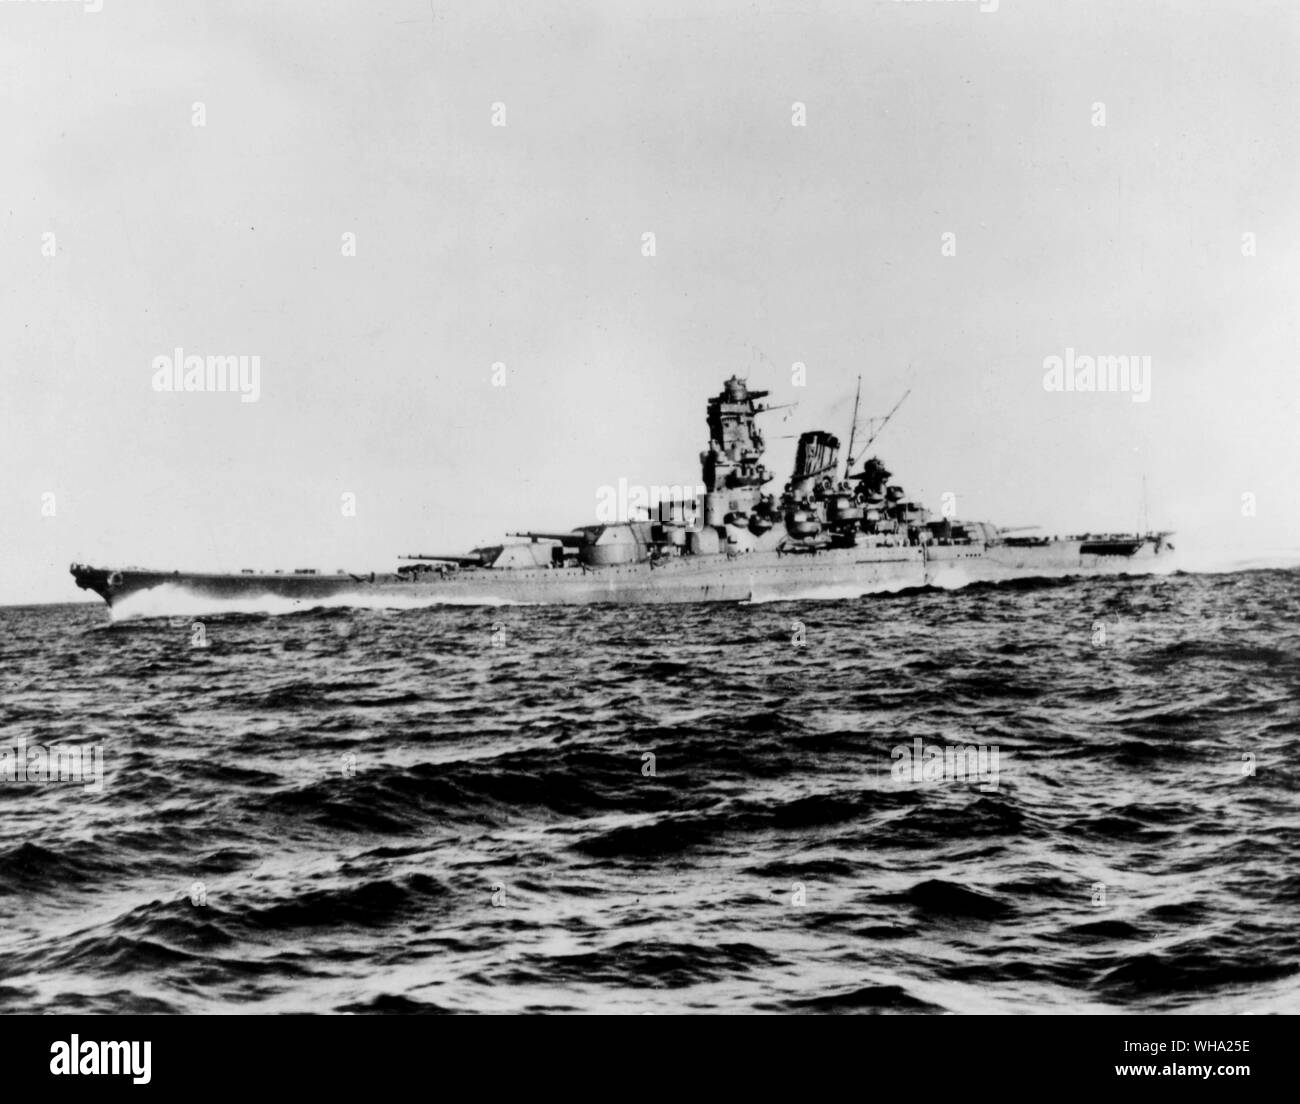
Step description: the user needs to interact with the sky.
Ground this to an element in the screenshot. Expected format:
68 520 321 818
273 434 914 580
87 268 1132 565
2 0 1298 605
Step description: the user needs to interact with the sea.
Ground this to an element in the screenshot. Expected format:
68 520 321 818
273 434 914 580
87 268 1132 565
1 567 1297 1014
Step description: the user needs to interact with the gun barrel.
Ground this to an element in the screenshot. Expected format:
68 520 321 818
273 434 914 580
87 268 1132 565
400 553 485 563
509 531 584 544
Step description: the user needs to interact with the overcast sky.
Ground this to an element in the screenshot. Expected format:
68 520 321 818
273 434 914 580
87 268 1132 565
3 0 1298 605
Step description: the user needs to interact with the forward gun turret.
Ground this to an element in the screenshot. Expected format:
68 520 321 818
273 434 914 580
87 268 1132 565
509 531 585 544
400 548 503 567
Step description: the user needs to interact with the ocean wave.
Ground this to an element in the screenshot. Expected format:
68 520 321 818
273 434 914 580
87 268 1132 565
1 566 1296 1012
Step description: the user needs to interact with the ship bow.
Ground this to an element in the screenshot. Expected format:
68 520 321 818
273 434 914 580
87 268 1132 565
70 563 117 605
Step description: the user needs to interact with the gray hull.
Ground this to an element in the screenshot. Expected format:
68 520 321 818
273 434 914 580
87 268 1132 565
72 538 1174 613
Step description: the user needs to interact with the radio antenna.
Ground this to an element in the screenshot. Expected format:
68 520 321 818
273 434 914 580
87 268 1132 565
861 388 911 454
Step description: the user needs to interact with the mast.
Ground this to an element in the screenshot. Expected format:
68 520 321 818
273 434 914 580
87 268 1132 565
844 374 862 479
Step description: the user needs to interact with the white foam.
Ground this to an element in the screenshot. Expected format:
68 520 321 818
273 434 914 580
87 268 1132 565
108 583 526 622
743 578 924 604
926 565 975 591
1170 547 1300 575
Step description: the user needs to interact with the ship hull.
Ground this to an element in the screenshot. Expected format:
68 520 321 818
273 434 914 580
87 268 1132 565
72 538 1173 613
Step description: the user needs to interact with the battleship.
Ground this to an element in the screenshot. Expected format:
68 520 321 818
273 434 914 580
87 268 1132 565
71 376 1173 610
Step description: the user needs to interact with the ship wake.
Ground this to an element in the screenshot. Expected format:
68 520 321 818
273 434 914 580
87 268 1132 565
108 584 528 622
743 578 931 605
